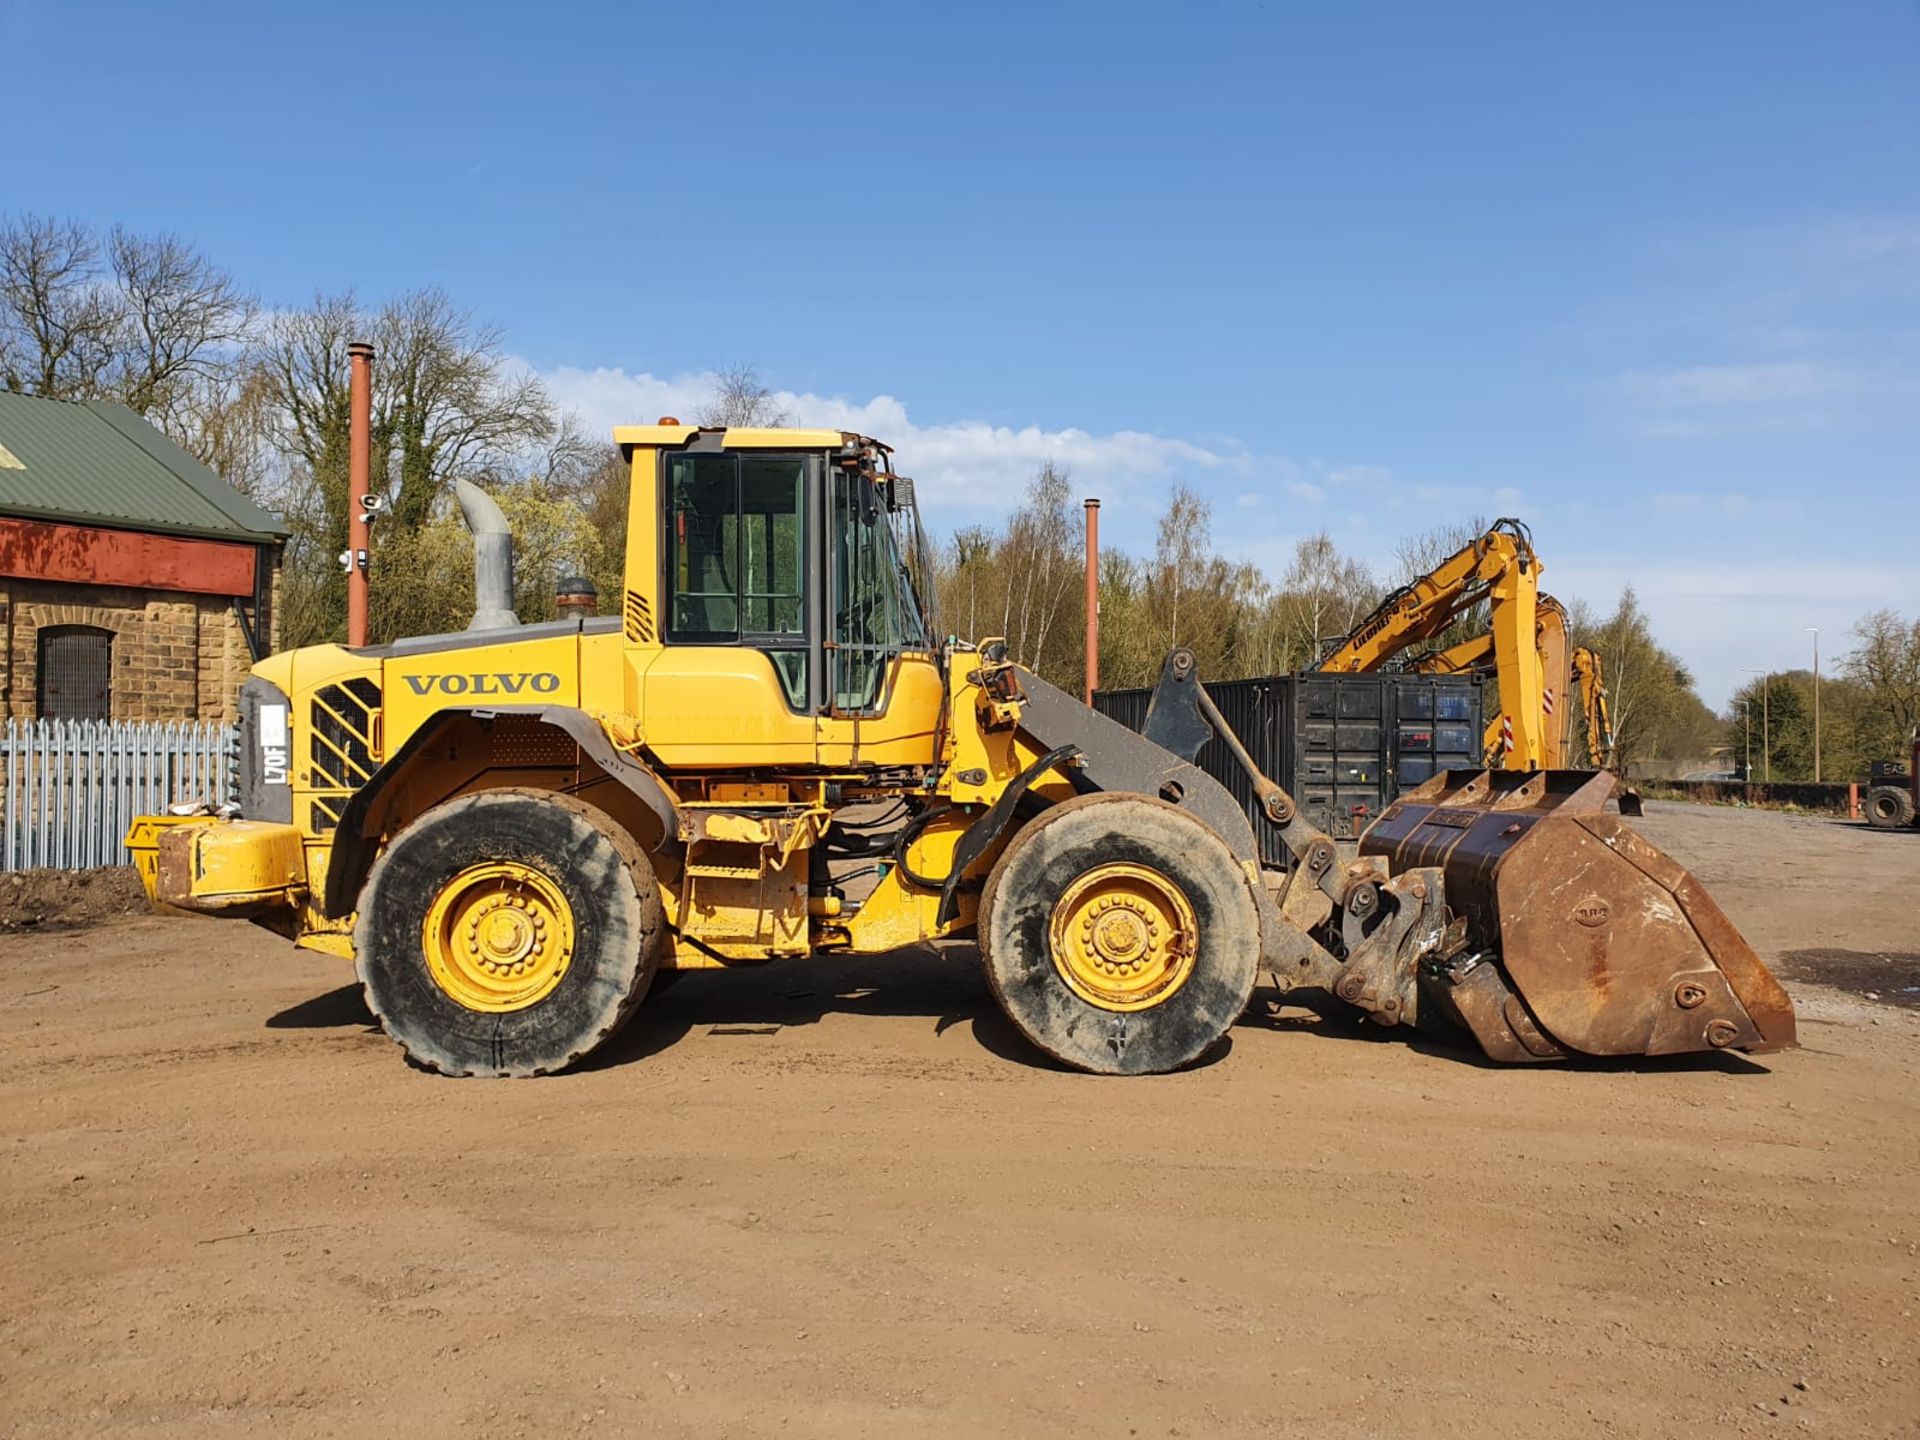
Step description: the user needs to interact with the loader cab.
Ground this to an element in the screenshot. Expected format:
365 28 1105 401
615 424 944 769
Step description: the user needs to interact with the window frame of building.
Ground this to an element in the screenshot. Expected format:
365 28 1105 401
36 624 115 721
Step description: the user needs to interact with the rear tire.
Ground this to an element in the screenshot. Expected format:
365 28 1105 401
979 792 1261 1075
1865 784 1917 830
355 788 665 1076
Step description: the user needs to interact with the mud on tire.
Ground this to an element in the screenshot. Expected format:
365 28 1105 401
354 788 665 1077
979 792 1261 1076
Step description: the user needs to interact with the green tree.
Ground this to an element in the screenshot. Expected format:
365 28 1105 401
1842 609 1920 760
1575 588 1720 774
261 289 558 645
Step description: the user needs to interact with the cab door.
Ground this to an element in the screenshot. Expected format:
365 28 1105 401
814 464 943 767
637 447 820 767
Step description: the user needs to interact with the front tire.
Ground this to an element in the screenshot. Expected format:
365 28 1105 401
979 793 1261 1075
1865 784 1916 830
354 788 665 1076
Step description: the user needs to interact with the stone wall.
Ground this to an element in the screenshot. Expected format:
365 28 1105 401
0 574 271 724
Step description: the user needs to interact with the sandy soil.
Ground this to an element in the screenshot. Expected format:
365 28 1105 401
2 801 1916 1439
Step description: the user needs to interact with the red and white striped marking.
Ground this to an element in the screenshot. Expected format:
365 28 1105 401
1543 688 1555 716
1501 716 1515 754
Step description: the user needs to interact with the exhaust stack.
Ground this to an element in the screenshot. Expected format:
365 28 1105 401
1084 497 1100 704
454 479 518 630
346 342 374 647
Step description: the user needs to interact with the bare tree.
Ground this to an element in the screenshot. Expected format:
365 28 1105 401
1142 485 1260 680
262 289 555 530
1843 608 1920 747
699 363 790 428
1280 531 1378 664
1151 485 1211 651
1006 461 1081 670
0 214 267 486
1576 587 1718 773
106 226 256 420
1392 514 1491 580
541 431 632 605
0 215 121 398
374 289 554 531
946 525 997 642
185 359 279 497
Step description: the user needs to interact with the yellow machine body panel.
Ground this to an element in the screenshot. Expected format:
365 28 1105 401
382 632 584 739
632 647 944 768
127 815 306 913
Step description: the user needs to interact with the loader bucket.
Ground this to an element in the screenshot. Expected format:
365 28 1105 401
1361 769 1796 1062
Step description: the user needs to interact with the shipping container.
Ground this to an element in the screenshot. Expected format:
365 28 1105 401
1092 671 1486 864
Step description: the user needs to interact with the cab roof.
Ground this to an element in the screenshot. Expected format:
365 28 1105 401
612 423 888 455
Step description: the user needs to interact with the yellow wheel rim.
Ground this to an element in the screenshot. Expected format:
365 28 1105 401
1048 862 1199 1012
421 862 576 1013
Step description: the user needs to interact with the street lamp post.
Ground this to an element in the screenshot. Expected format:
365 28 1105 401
1743 698 1752 780
1745 669 1772 784
1806 627 1821 783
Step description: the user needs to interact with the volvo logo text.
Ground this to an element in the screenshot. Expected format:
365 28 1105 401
402 672 562 697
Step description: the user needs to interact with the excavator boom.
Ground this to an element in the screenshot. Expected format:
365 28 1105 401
1323 521 1620 774
1571 645 1617 769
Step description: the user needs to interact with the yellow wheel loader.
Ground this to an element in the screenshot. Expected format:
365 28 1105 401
127 426 1795 1076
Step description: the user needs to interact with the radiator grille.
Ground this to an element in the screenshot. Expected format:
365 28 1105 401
307 677 381 833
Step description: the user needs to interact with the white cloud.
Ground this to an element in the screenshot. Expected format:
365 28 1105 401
1622 361 1855 411
1539 558 1920 710
529 361 1246 518
1823 215 1920 267
1648 489 1801 522
1609 360 1920 436
1323 464 1393 489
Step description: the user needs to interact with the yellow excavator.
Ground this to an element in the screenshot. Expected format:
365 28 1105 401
126 429 1791 1076
1314 520 1615 770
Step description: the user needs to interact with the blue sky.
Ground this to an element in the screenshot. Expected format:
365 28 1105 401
5 0 1917 706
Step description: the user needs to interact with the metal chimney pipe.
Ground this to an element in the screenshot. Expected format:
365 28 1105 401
346 341 374 647
1083 497 1101 704
455 480 519 630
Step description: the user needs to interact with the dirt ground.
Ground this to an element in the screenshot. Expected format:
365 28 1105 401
0 868 148 934
2 801 1916 1439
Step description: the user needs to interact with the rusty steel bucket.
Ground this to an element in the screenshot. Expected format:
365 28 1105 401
1361 769 1797 1063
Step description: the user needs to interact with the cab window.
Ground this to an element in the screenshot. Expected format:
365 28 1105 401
665 451 808 707
829 468 926 713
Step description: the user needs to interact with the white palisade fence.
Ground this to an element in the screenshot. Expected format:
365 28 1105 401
1 720 238 872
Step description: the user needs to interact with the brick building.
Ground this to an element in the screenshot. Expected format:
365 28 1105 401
0 392 287 723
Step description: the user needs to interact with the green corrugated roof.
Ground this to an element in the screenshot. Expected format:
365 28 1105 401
0 391 288 544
